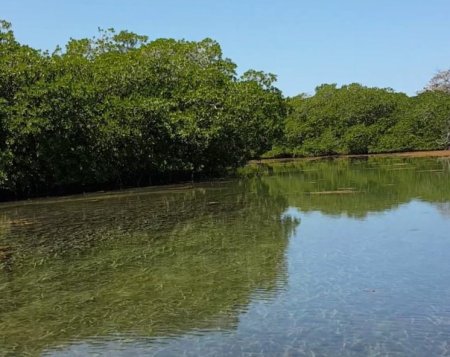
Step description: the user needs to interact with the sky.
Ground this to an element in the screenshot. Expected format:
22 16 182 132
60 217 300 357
2 0 450 96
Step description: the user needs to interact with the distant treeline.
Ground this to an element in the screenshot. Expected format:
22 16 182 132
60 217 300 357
1 20 450 198
267 83 450 158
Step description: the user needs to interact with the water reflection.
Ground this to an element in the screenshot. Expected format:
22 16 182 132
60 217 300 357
0 156 450 356
48 200 450 357
436 202 450 218
249 157 450 218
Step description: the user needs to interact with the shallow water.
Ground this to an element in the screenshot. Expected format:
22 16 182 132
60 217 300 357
1 157 450 356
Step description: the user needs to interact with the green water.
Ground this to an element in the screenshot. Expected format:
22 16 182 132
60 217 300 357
1 156 450 356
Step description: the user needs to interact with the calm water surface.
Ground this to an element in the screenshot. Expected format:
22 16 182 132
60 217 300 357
1 157 450 356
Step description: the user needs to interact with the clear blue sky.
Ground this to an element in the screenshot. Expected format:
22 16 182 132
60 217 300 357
2 0 450 96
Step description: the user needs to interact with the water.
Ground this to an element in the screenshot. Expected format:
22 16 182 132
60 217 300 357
1 156 450 356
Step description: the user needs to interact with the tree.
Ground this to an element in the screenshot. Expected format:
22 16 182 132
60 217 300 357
425 69 450 93
284 84 407 156
0 20 286 198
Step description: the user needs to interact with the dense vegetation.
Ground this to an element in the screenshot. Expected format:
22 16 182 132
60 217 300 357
1 19 449 199
267 83 450 158
0 20 285 198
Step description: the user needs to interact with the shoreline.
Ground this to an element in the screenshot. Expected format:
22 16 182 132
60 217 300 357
249 150 450 164
2 150 449 205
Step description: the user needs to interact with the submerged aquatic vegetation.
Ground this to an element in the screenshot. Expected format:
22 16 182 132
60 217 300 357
0 157 450 356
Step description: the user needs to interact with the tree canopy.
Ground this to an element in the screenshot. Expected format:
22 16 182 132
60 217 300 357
425 69 450 93
1 19 449 199
0 21 285 198
267 83 450 158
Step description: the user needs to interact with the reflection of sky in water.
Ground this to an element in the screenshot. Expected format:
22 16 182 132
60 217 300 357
436 202 450 218
48 200 450 356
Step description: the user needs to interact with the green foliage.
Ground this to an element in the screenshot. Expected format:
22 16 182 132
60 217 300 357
375 91 450 152
0 21 286 198
281 83 450 157
2 19 449 198
284 84 410 156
